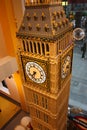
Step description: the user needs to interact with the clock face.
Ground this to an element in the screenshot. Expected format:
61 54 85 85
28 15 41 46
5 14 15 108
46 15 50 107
25 62 46 83
61 55 71 79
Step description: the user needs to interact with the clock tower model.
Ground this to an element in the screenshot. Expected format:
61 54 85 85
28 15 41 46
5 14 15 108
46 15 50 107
16 1 74 130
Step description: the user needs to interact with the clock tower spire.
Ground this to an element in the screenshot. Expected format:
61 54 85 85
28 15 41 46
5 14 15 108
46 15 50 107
16 0 74 130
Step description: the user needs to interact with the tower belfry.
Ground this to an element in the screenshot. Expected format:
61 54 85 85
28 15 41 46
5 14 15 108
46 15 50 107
16 0 74 130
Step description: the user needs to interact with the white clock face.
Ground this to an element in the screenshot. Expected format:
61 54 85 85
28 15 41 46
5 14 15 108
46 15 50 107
26 62 46 83
61 56 71 79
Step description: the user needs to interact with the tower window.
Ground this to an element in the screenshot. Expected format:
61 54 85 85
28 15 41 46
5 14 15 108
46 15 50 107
46 44 49 52
22 40 26 51
42 97 44 107
34 42 37 53
26 41 29 52
42 43 45 55
30 41 33 53
42 97 48 109
33 93 39 105
44 114 48 123
38 123 42 130
38 42 41 54
36 109 40 118
45 98 48 109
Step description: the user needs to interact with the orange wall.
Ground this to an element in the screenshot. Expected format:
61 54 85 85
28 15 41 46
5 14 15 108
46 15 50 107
0 0 26 111
0 24 7 58
0 0 15 57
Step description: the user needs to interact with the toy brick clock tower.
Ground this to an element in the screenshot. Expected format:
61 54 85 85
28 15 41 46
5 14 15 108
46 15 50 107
16 0 74 130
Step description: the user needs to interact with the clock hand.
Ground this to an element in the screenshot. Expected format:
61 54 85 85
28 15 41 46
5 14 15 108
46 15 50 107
32 71 36 78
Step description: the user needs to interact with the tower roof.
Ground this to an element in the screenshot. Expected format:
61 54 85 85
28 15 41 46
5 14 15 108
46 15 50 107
16 1 72 39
